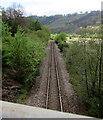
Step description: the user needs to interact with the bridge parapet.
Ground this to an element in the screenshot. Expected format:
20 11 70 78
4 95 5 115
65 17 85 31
0 100 94 118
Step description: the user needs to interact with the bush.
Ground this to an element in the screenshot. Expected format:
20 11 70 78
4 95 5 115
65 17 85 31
55 32 67 44
2 23 48 85
54 33 67 51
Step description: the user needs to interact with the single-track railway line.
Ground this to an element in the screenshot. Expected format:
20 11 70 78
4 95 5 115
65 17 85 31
45 41 63 112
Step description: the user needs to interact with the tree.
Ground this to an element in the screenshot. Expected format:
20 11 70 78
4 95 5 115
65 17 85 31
2 3 26 36
34 20 42 31
54 33 68 51
28 16 36 31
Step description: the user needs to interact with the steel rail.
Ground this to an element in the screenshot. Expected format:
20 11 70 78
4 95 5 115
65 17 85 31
45 42 52 109
53 42 63 112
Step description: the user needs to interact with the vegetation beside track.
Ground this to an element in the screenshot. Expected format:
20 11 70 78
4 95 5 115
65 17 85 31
53 27 103 118
2 4 51 103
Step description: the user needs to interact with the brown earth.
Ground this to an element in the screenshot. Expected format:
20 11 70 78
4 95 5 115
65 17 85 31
2 69 22 102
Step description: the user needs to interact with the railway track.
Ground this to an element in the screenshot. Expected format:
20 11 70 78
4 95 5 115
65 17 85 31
45 41 63 112
24 40 85 114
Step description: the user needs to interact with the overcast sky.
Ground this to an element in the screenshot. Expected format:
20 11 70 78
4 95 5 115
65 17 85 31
0 0 102 16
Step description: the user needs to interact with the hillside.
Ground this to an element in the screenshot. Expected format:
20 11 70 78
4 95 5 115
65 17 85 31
32 11 101 34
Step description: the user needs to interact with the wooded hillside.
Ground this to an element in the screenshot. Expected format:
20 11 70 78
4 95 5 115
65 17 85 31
31 11 101 34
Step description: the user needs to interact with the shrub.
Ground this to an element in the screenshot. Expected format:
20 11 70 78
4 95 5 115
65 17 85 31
2 23 48 85
54 33 67 51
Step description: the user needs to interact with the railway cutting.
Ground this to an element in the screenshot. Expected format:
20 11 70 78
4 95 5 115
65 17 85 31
24 40 86 115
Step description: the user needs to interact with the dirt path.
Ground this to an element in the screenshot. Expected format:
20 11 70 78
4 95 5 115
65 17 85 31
23 41 87 115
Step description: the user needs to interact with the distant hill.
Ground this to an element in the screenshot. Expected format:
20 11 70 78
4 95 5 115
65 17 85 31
31 11 101 34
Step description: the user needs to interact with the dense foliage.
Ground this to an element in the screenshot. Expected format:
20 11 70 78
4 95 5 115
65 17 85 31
2 5 27 36
2 5 51 89
3 25 49 84
54 33 68 52
55 28 103 118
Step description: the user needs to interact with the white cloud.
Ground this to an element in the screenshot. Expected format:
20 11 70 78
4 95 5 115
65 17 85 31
0 0 102 16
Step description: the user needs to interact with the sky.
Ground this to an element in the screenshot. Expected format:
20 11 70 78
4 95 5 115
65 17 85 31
0 0 103 16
